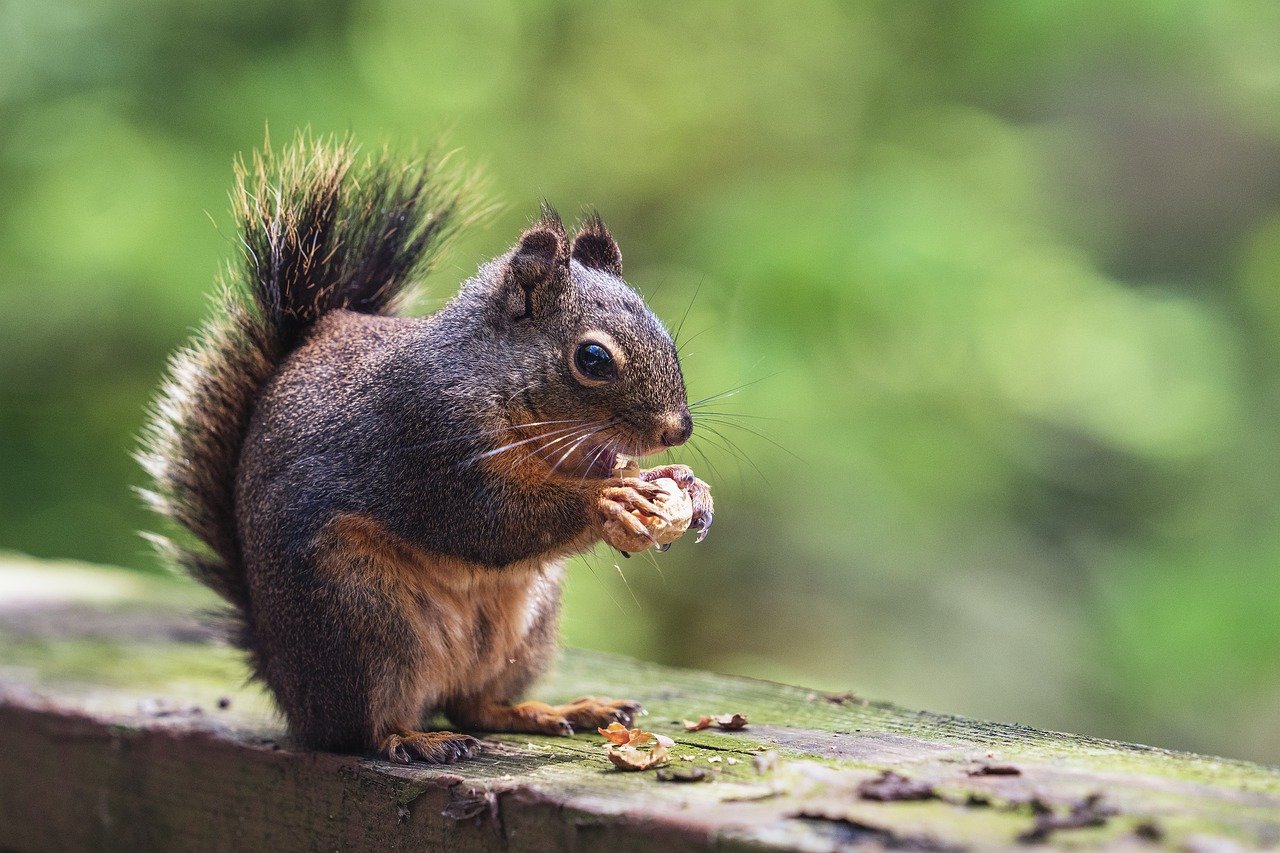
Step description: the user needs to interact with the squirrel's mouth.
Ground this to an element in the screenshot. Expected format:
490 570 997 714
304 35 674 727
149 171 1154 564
583 449 625 479
511 420 662 481
568 443 662 480
577 439 665 479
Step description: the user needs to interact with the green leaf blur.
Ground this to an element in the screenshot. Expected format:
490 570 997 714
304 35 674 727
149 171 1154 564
2 0 1278 762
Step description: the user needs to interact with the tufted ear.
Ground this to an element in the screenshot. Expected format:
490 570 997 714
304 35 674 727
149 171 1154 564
570 212 622 276
502 203 571 320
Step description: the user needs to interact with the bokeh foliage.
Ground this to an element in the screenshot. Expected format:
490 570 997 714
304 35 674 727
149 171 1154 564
2 0 1279 762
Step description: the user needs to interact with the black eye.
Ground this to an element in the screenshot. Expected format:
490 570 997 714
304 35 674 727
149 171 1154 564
575 341 618 381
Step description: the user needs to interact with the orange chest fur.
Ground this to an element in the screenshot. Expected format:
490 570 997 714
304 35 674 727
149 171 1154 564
325 514 567 698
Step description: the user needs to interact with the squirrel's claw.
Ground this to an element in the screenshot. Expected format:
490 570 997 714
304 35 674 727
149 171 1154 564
381 731 481 765
561 696 645 730
692 510 713 543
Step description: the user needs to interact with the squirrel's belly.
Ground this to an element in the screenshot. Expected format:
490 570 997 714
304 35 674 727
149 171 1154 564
318 512 568 706
454 558 567 690
401 551 567 704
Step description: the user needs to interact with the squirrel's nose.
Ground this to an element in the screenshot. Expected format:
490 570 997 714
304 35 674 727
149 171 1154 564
659 409 693 447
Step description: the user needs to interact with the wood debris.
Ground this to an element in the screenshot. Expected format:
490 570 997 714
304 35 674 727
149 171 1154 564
856 770 937 802
1016 793 1116 843
968 763 1022 777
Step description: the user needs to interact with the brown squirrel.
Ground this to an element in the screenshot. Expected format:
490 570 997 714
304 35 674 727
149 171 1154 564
138 137 713 764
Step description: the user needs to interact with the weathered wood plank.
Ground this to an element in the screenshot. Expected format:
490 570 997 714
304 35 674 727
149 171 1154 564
1 553 1277 851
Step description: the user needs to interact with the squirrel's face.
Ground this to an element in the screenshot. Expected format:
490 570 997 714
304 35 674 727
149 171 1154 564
477 210 691 479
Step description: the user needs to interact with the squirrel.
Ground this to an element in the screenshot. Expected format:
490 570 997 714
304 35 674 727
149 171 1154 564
138 136 713 764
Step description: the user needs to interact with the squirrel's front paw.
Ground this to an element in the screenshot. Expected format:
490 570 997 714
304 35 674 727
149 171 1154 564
638 464 714 543
596 464 713 553
597 480 687 554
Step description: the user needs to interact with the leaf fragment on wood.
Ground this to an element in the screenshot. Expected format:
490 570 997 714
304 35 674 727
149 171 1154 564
607 742 671 771
599 721 674 771
683 712 749 731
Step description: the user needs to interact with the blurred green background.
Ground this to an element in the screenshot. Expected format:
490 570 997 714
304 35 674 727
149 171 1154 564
3 0 1280 764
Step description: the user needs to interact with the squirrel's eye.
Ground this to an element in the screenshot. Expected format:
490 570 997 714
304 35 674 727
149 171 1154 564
574 341 618 381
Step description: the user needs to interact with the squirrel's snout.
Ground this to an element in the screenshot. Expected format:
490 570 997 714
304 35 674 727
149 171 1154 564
659 409 694 448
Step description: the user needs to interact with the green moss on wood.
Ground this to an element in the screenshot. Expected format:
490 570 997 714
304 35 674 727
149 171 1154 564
2 554 1278 850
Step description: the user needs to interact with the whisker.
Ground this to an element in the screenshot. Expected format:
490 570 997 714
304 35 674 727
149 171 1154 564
688 409 780 422
694 414 801 462
673 276 704 346
685 435 726 485
698 422 770 483
395 417 593 456
674 325 711 357
501 378 542 407
543 429 602 482
577 441 617 486
578 552 626 614
457 422 591 467
688 372 779 408
691 427 750 484
640 547 666 586
614 562 643 610
509 424 602 474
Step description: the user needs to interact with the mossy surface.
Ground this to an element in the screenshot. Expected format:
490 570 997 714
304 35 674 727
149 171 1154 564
3 553 1278 850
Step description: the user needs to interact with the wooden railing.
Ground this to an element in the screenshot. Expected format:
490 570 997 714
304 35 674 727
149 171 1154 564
1 553 1277 850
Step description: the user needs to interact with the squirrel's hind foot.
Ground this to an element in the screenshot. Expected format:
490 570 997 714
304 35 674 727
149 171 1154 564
557 696 644 731
381 730 481 764
448 697 643 736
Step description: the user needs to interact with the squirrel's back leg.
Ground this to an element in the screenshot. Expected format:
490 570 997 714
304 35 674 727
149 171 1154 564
442 605 643 736
245 516 479 763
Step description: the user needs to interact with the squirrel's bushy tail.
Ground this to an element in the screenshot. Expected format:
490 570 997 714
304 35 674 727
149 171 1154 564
138 134 479 627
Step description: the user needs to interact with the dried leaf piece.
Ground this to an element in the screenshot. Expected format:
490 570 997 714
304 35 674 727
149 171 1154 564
684 712 750 731
598 722 675 749
607 742 670 771
656 766 709 783
600 721 673 771
825 691 868 706
713 713 749 730
857 771 937 802
598 722 632 745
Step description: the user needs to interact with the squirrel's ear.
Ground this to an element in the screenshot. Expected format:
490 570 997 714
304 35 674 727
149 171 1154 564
503 204 570 320
570 212 622 276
